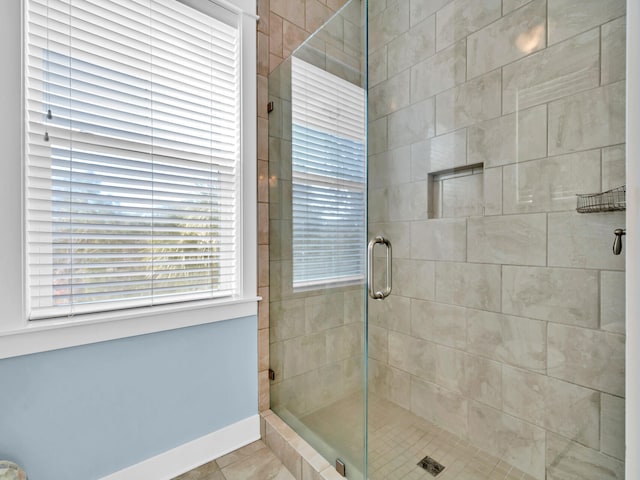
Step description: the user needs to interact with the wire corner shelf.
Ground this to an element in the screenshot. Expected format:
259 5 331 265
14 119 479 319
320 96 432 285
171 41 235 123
576 185 626 213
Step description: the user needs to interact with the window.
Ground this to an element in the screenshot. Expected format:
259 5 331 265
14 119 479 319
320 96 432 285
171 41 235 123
25 0 250 320
290 57 366 288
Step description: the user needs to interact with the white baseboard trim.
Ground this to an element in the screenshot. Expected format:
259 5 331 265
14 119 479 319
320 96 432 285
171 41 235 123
100 415 261 480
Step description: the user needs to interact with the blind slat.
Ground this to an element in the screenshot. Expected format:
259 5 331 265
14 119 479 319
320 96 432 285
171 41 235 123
26 0 240 318
291 58 366 287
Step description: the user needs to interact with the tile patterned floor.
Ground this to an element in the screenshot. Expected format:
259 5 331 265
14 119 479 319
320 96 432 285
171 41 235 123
300 394 539 480
177 395 539 480
173 440 294 480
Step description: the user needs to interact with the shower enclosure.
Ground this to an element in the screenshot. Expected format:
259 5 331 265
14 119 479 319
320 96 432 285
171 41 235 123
268 1 627 479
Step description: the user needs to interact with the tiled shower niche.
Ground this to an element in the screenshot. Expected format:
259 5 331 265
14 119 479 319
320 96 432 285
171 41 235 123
429 163 484 219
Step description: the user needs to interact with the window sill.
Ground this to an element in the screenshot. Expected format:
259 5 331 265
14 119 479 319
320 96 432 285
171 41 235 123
0 296 260 360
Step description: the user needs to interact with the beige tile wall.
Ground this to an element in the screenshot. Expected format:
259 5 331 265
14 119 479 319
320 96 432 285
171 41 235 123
257 0 352 414
261 1 626 479
367 1 626 479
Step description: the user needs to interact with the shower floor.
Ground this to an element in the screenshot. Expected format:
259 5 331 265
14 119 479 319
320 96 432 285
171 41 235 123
298 394 537 480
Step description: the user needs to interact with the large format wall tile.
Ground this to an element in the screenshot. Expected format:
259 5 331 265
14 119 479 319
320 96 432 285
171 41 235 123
547 323 625 396
271 299 306 341
468 401 546 479
369 0 410 51
388 98 436 149
384 364 412 410
502 29 600 113
435 262 501 311
305 0 333 35
368 0 386 17
389 332 436 382
369 70 411 120
271 0 306 29
483 167 503 215
305 293 344 333
270 219 292 262
327 324 363 362
411 129 468 176
548 211 626 270
368 295 411 334
369 359 411 409
502 266 599 328
411 218 467 261
601 16 626 85
387 181 430 221
468 104 547 168
283 20 308 58
282 332 327 379
601 393 625 460
436 70 502 134
434 343 465 391
411 299 467 349
548 0 626 45
367 358 387 399
462 353 502 409
602 144 626 191
368 324 388 362
467 0 546 79
411 41 467 103
546 433 624 480
411 377 469 437
368 146 412 189
388 15 436 74
344 289 364 324
410 0 450 27
393 259 436 300
502 366 600 448
601 271 625 334
503 0 535 14
435 0 502 51
467 213 547 266
548 81 625 155
368 46 387 87
467 309 546 371
368 117 387 155
502 151 601 214
368 187 389 223
269 259 293 301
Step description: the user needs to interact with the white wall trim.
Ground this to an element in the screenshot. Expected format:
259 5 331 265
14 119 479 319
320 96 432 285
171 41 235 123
238 0 258 304
626 0 638 478
0 298 258 360
100 415 260 480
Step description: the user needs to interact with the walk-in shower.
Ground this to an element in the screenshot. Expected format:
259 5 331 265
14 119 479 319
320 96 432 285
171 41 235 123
268 1 626 479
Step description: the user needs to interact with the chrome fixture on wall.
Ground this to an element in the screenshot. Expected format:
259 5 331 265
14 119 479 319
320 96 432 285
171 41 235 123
613 228 626 255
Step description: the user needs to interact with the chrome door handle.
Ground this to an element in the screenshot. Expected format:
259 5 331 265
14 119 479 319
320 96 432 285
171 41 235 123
368 236 392 300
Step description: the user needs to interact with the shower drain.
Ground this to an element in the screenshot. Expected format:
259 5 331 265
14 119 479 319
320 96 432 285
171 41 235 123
417 455 445 476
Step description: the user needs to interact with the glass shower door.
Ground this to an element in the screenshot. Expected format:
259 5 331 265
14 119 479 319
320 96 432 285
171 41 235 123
367 1 626 479
268 1 369 478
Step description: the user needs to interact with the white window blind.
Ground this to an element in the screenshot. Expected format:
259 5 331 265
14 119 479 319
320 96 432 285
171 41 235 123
25 0 240 319
291 57 366 288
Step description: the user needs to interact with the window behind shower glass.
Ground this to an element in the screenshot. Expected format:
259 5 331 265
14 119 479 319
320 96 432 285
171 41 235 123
290 57 366 289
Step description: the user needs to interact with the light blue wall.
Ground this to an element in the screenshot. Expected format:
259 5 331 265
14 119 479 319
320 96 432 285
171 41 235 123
0 315 258 480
